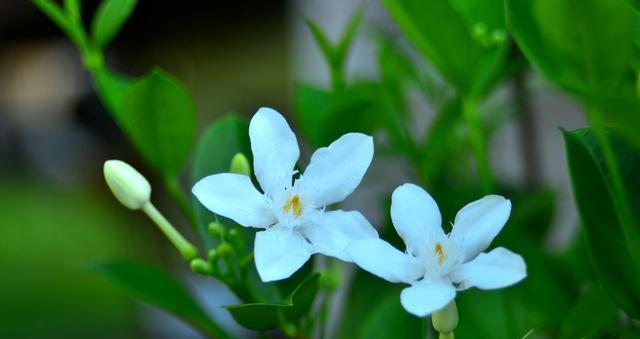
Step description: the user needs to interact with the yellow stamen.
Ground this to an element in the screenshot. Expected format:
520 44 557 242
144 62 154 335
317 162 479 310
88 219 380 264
283 195 302 217
435 243 446 267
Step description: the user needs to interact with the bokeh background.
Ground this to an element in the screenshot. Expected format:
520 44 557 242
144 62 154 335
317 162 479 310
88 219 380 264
0 1 588 338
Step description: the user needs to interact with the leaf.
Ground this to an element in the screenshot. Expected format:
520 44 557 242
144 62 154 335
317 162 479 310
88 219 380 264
305 18 335 67
559 283 619 339
562 128 640 318
294 82 386 148
91 0 138 49
505 0 637 96
382 0 509 96
33 0 74 37
121 68 196 178
190 114 250 250
92 66 133 130
358 293 421 339
225 273 321 331
91 260 231 339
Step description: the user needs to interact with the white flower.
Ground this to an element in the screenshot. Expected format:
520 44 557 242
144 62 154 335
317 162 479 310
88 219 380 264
192 107 378 282
346 183 526 317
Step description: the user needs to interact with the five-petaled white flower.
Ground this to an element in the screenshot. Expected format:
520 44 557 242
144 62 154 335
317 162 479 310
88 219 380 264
347 183 526 317
193 107 378 282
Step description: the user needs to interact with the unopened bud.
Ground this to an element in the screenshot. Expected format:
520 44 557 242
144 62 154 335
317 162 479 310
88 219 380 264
208 222 226 236
104 160 151 210
208 249 218 262
217 242 233 257
432 301 458 335
230 152 251 176
190 258 213 275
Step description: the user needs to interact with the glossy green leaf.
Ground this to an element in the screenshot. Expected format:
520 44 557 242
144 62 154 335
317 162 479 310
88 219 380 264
294 83 386 148
91 260 230 339
121 68 196 178
359 294 421 339
190 114 250 250
506 0 637 96
559 283 619 339
563 128 640 318
225 273 321 331
91 0 138 49
382 0 509 96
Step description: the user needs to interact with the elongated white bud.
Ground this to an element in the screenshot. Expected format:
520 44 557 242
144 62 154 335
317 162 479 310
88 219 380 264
103 160 151 210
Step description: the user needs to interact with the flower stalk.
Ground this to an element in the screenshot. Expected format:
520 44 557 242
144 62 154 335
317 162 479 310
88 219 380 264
462 96 494 193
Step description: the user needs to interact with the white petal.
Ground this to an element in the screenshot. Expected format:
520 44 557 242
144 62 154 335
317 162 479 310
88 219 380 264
450 247 526 290
346 238 424 283
400 278 456 317
254 228 312 282
301 210 378 261
300 133 373 206
391 183 443 256
249 107 300 196
450 195 511 262
192 173 274 228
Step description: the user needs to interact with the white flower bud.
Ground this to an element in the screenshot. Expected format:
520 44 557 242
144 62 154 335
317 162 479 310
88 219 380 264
103 160 151 210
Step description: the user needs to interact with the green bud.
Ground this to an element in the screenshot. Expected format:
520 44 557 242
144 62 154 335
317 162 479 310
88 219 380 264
208 249 218 262
432 301 458 335
208 222 226 236
230 152 251 176
190 258 213 275
228 228 239 238
471 22 488 40
103 160 151 210
490 29 506 44
217 242 233 257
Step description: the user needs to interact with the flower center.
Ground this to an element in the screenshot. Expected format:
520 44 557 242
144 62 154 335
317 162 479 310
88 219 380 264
434 242 446 267
282 195 302 217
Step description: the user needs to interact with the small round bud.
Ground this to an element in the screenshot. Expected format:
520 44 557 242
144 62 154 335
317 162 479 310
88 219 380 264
207 249 218 262
230 152 251 176
217 242 233 257
190 258 213 275
208 222 226 237
432 301 458 335
104 160 151 210
228 228 239 238
490 29 506 44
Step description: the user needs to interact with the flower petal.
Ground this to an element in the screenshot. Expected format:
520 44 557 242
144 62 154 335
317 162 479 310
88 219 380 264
249 107 300 196
391 183 443 256
301 210 378 261
346 238 424 283
450 195 511 262
400 278 456 317
300 133 374 206
254 228 312 282
450 247 526 290
192 173 274 228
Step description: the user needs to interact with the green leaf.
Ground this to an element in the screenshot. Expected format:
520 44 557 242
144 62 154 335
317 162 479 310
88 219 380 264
91 0 138 49
562 128 640 318
190 115 250 250
92 260 231 339
92 66 133 130
305 18 335 67
121 68 196 178
505 0 637 96
335 6 365 67
559 282 619 339
33 0 74 37
63 0 81 23
294 82 386 148
359 294 421 339
225 273 321 331
382 0 509 96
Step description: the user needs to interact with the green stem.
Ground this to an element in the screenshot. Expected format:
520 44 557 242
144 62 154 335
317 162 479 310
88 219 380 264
462 96 494 193
164 176 198 229
587 106 640 268
142 202 197 261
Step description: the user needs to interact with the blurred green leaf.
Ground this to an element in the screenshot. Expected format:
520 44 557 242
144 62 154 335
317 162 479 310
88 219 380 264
91 0 138 49
33 0 74 37
559 283 619 339
121 68 196 178
92 260 231 339
294 83 386 148
93 66 133 129
63 0 81 24
225 273 321 331
563 128 640 318
190 114 250 250
359 293 421 339
506 0 637 96
382 0 509 96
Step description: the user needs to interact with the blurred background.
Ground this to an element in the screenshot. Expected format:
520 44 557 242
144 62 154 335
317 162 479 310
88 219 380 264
0 0 588 338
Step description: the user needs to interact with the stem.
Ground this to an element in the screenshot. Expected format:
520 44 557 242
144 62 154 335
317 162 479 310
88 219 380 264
164 176 198 229
514 69 539 188
587 107 640 268
462 96 494 193
142 202 197 261
421 317 429 339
